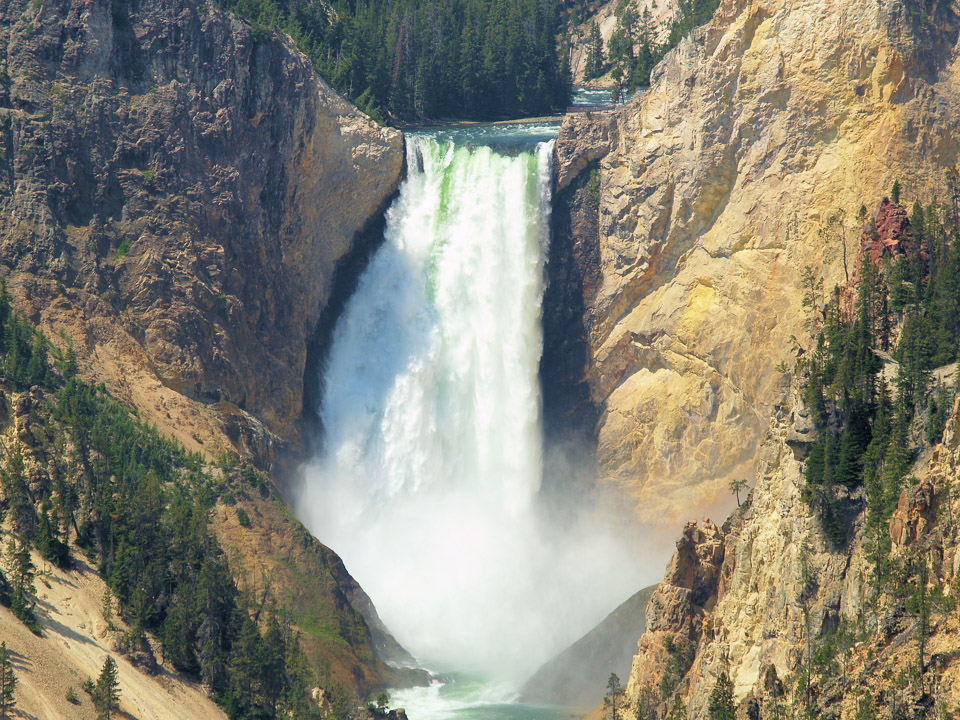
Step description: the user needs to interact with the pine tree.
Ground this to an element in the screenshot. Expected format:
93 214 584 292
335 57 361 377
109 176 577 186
195 556 237 692
35 508 69 568
93 656 120 720
585 21 604 79
6 535 36 626
855 692 879 720
261 614 288 716
906 557 931 690
803 428 827 491
603 672 624 720
282 630 314 719
894 310 933 410
225 615 267 718
634 684 657 720
729 478 747 506
708 670 735 720
2 447 34 538
25 333 49 388
863 384 893 615
763 664 784 720
667 694 686 720
0 642 15 720
931 223 960 364
818 430 847 546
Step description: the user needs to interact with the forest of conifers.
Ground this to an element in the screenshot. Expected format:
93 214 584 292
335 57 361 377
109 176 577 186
0 292 337 720
219 0 572 122
801 188 960 558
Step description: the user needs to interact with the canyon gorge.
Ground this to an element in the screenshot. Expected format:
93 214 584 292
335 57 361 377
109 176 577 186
0 0 960 717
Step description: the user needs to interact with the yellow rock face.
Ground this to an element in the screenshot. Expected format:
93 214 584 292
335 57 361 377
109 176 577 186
623 381 960 719
567 0 960 524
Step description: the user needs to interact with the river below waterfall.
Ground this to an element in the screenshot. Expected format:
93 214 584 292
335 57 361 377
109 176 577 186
297 122 643 716
390 674 578 720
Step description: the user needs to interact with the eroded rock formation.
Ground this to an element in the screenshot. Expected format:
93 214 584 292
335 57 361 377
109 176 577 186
0 0 404 467
548 0 960 524
624 377 960 718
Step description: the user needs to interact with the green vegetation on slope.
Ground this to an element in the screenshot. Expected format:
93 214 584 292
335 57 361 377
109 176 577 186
591 0 723 97
791 186 960 714
799 190 960 550
218 0 571 122
0 288 353 720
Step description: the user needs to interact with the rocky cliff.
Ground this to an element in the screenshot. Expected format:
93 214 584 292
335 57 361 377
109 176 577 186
623 378 867 715
0 0 411 708
547 0 960 525
621 375 960 718
0 0 404 468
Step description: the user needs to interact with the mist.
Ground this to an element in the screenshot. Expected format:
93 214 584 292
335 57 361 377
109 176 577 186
296 135 653 683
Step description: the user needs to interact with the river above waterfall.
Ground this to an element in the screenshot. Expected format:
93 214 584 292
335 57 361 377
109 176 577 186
296 121 644 709
407 122 561 154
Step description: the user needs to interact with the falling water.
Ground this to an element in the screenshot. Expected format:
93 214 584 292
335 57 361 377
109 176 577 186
297 129 641 685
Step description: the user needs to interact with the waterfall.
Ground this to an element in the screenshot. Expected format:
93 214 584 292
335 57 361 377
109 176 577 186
298 134 640 681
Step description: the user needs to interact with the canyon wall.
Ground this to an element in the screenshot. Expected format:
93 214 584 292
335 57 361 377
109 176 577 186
622 372 960 718
0 0 409 704
0 0 404 467
623 378 869 715
548 0 960 525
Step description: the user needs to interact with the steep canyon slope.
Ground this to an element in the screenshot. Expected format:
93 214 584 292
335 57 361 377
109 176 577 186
548 0 960 524
0 0 403 466
0 0 409 709
622 374 960 718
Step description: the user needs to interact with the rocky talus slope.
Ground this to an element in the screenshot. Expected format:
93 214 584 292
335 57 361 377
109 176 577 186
620 378 960 718
0 0 403 468
547 0 960 524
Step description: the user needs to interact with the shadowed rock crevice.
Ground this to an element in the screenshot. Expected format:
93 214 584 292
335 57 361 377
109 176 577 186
300 179 404 458
542 158 603 446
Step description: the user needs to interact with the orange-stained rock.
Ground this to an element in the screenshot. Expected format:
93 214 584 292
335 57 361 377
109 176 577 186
889 480 937 549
